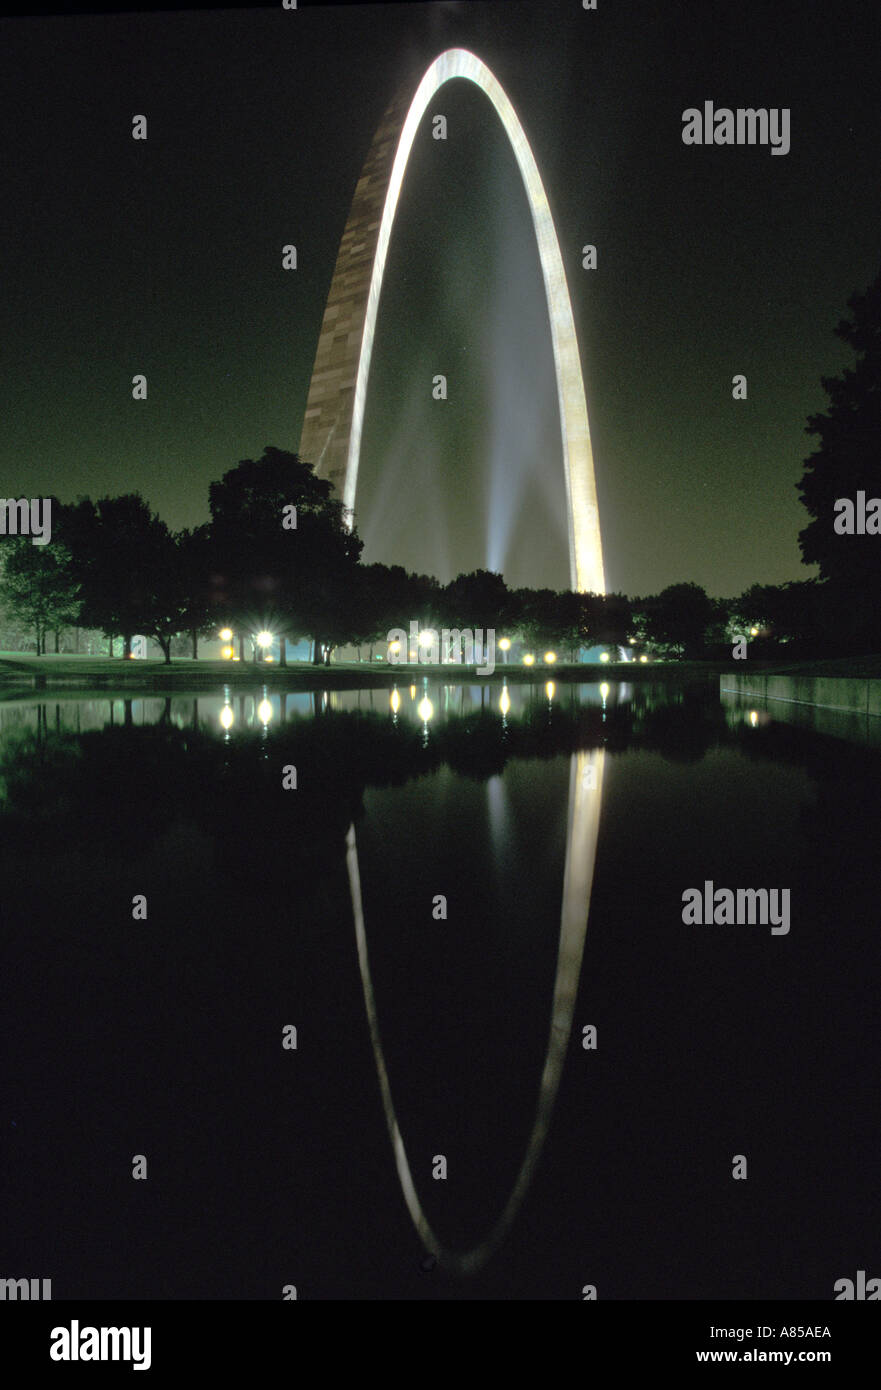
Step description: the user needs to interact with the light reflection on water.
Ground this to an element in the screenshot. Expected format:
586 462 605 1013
0 681 639 738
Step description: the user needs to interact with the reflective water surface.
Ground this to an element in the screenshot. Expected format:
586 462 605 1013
2 680 879 1299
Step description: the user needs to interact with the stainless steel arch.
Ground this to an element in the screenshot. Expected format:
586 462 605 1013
299 47 605 594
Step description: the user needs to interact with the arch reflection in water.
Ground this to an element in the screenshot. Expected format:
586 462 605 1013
346 746 604 1275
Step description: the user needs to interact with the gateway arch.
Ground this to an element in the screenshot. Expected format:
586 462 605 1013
299 47 605 595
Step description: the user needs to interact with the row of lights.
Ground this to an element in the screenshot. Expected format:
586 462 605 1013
220 679 620 733
217 629 665 666
219 627 276 661
220 630 658 666
390 638 651 666
390 678 571 722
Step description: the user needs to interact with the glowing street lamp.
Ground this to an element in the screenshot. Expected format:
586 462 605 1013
221 646 234 660
600 651 610 663
523 653 535 667
219 627 233 642
418 630 437 664
499 636 511 665
639 654 648 664
750 626 759 637
543 651 557 665
257 631 273 649
388 639 402 657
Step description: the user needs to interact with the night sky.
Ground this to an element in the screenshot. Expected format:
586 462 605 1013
2 0 879 596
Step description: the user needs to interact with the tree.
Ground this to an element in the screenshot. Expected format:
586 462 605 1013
513 587 568 653
797 267 881 645
208 445 363 664
441 569 511 637
727 580 822 650
64 494 183 660
176 526 216 659
346 562 408 661
635 583 716 659
0 510 79 654
579 591 633 653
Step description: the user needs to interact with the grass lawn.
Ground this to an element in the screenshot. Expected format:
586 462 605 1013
2 650 880 690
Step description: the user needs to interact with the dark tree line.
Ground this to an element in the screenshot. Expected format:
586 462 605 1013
0 448 363 664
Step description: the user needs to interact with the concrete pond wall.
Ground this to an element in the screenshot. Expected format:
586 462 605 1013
720 672 881 716
720 673 881 749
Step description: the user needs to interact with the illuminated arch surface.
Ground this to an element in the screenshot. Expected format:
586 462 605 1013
299 48 605 593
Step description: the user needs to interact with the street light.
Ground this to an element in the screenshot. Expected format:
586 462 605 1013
499 636 511 665
543 651 557 665
257 631 273 649
523 653 535 666
600 651 610 663
219 627 233 642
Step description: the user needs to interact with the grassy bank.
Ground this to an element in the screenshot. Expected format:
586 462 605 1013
0 651 754 693
2 650 878 694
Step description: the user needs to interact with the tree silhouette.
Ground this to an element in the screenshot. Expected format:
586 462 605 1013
797 268 881 646
635 583 716 659
64 494 182 660
208 446 362 664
